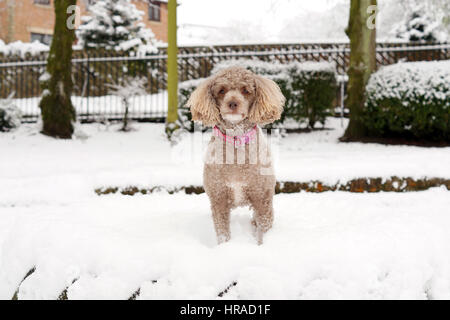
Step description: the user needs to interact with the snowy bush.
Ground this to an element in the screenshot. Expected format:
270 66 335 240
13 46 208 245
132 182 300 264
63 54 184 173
178 78 205 132
393 1 449 42
107 77 146 131
76 0 158 55
395 7 440 42
279 61 337 129
178 59 337 131
0 93 22 132
364 60 450 141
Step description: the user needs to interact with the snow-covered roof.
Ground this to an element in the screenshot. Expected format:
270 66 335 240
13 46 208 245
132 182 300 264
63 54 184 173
0 40 49 58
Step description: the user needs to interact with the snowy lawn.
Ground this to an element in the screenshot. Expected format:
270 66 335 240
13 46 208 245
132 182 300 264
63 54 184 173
1 117 450 299
1 189 450 299
2 117 449 200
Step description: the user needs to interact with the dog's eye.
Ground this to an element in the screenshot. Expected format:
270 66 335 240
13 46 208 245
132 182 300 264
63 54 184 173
242 87 249 94
218 88 225 95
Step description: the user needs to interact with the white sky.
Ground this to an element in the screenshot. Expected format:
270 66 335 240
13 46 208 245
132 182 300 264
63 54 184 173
178 0 338 31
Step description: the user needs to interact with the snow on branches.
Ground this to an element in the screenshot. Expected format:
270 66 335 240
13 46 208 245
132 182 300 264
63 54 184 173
393 1 448 42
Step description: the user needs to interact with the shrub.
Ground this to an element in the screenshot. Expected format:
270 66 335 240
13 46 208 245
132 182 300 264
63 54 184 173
107 77 146 132
364 60 450 141
282 62 337 128
0 93 21 132
178 78 205 132
178 59 337 131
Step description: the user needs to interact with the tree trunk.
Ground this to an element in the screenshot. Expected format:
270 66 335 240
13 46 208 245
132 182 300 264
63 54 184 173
39 0 77 139
165 0 179 139
342 0 377 141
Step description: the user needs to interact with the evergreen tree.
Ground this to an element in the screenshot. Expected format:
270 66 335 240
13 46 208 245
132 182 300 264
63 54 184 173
76 0 157 54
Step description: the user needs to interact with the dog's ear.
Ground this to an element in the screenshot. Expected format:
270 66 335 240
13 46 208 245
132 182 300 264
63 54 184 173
249 75 285 125
186 77 220 126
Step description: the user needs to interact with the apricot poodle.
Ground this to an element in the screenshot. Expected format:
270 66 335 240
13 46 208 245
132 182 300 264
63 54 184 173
187 66 285 244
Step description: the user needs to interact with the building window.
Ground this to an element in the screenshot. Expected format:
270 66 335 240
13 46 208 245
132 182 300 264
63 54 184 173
148 1 161 22
31 33 53 45
33 0 50 5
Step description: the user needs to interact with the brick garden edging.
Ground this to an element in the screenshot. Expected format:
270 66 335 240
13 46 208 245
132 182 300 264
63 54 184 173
95 177 450 196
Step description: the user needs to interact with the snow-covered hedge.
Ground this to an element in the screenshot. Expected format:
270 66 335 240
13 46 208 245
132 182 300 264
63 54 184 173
365 60 450 141
178 59 337 131
0 93 21 132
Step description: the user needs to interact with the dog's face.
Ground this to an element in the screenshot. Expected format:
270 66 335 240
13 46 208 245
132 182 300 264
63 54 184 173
210 69 256 124
187 67 285 126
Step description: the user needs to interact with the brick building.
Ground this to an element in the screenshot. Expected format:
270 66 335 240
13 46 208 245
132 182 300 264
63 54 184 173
0 0 168 45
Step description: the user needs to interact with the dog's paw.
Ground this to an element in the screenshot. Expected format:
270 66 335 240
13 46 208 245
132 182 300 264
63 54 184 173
217 233 231 244
256 229 264 245
251 222 264 245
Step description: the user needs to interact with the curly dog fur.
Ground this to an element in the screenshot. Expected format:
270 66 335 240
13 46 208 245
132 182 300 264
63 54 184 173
187 67 285 244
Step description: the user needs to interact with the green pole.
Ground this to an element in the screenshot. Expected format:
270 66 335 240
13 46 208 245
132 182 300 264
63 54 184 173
166 0 178 137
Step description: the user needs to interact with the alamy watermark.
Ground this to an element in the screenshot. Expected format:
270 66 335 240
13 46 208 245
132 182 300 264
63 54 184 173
366 4 378 30
171 126 281 176
66 5 81 30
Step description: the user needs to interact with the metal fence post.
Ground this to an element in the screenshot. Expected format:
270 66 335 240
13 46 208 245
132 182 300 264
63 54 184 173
86 53 90 121
166 0 178 131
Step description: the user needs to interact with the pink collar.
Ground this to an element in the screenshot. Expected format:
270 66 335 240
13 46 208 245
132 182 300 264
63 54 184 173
213 125 258 147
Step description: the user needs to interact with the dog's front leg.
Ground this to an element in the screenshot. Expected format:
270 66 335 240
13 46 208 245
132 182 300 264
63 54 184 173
212 206 231 244
209 190 232 244
204 162 233 244
248 187 274 245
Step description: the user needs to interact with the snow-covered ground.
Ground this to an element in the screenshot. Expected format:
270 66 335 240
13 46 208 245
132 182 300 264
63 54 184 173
1 117 449 299
2 189 450 300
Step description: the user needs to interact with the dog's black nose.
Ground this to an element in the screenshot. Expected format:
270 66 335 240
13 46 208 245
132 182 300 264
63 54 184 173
228 101 238 110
